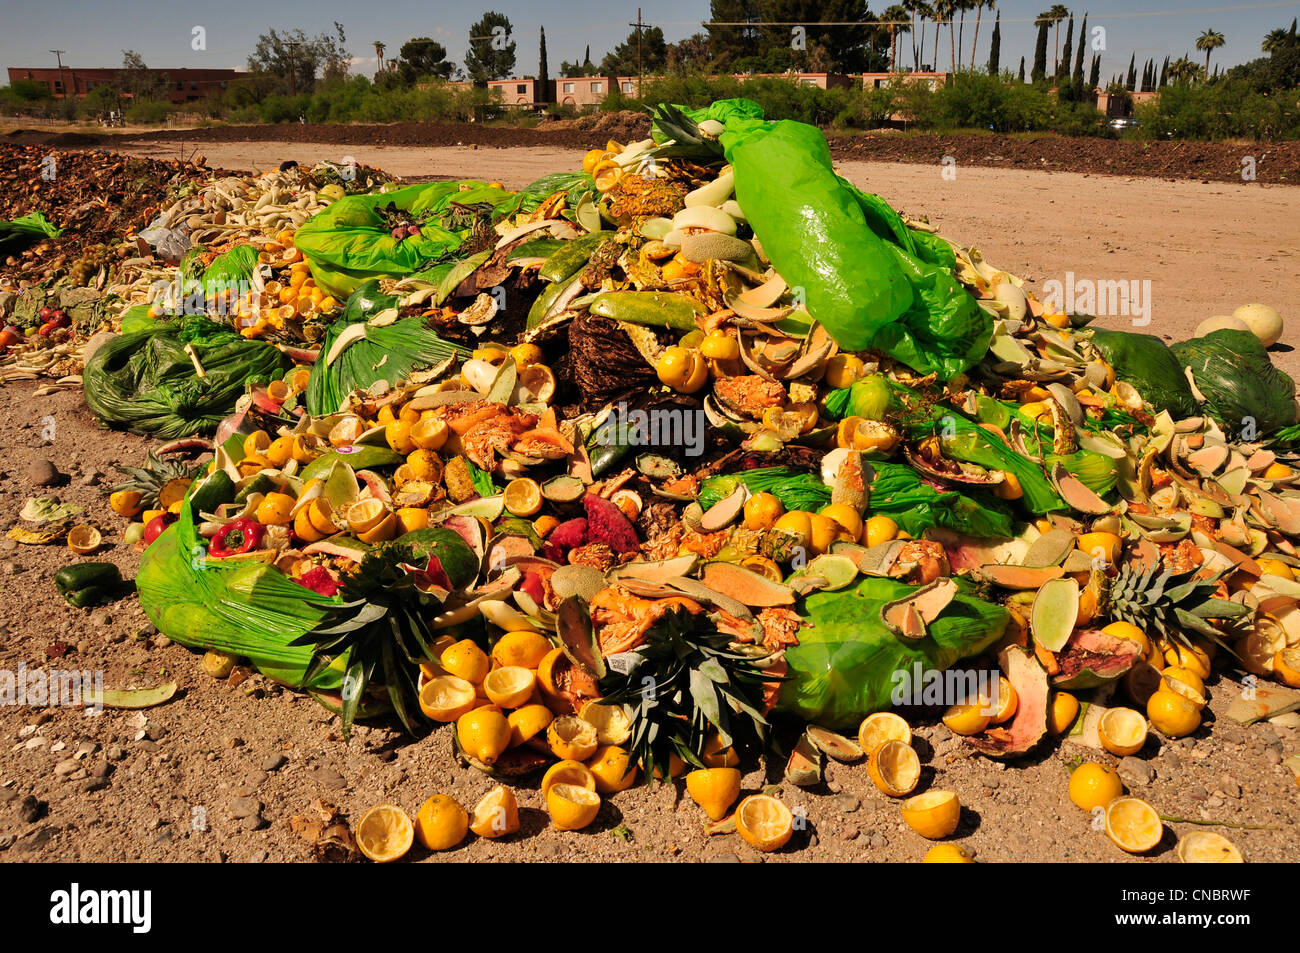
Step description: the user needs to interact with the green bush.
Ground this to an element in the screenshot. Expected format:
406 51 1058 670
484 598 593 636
124 100 172 124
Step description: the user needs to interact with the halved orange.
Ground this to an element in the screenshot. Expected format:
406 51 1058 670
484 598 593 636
1105 796 1163 853
541 759 595 795
547 715 599 762
518 365 556 403
867 739 921 797
503 477 542 518
482 666 536 708
901 789 961 840
345 498 387 535
858 712 912 754
410 416 449 451
355 804 414 862
418 675 477 722
470 785 519 839
1175 830 1242 863
1098 706 1149 757
736 794 794 852
547 783 601 831
67 525 102 556
579 701 632 746
507 703 554 747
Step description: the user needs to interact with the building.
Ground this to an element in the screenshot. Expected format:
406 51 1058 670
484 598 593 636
1094 88 1159 119
861 71 951 91
7 66 248 102
739 71 854 90
555 75 617 108
486 77 553 107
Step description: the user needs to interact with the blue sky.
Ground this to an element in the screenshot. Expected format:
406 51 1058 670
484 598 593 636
4 0 1296 83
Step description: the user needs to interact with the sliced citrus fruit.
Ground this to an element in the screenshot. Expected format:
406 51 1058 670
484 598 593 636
414 794 468 851
579 701 632 746
67 525 102 556
587 745 638 794
503 477 543 517
735 794 793 852
547 715 599 762
1049 691 1080 735
942 698 992 736
1098 706 1149 756
410 416 449 451
518 364 556 403
686 767 742 821
547 783 601 831
1175 830 1243 863
1146 689 1200 738
858 712 912 754
542 759 596 795
418 675 477 722
345 497 388 534
355 804 414 862
108 490 143 518
470 785 519 839
1104 796 1163 853
1068 762 1124 811
482 666 536 708
867 739 921 797
901 789 961 840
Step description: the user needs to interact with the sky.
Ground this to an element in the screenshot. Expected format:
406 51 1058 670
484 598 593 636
3 0 1297 85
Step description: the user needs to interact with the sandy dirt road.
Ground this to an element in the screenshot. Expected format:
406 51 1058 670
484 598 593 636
113 139 1300 382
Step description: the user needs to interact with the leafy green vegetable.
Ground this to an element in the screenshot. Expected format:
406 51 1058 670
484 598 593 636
697 467 830 513
1171 328 1297 436
868 462 1015 538
1089 329 1198 419
779 576 1008 729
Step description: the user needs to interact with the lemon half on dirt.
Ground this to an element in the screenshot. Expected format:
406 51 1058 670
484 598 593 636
1098 706 1149 756
1105 796 1163 854
547 783 601 831
858 711 912 754
67 525 102 556
736 794 794 852
867 739 921 797
418 675 477 722
1175 830 1243 863
901 790 961 840
579 701 632 746
355 804 414 863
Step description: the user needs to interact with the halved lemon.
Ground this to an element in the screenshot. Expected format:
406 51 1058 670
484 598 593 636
990 675 1018 724
579 701 632 746
507 703 554 747
518 364 556 403
1273 647 1300 688
503 477 542 517
942 699 992 736
414 794 468 851
867 739 921 797
547 715 599 762
440 639 490 684
542 759 596 795
491 629 553 669
1175 830 1242 863
736 794 793 852
418 675 477 722
346 498 388 534
685 767 742 821
547 783 601 831
410 416 449 451
1098 706 1149 756
923 843 974 863
470 784 519 839
356 511 397 544
67 525 102 556
587 745 638 794
355 804 414 862
901 789 961 840
1105 796 1163 853
858 712 912 754
482 666 536 708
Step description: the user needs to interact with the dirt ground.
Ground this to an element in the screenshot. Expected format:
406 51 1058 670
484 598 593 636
2 137 1298 864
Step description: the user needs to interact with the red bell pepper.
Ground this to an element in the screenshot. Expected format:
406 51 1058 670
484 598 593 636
209 517 265 557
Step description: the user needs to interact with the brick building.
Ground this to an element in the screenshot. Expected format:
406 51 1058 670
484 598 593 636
7 66 248 102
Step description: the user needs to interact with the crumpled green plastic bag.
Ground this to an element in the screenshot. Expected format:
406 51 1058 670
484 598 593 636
778 576 1008 729
1088 329 1198 420
139 498 341 689
1171 328 1297 436
0 211 62 255
294 180 514 297
83 315 290 438
714 104 990 379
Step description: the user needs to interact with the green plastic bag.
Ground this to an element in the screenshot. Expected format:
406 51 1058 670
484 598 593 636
868 462 1015 538
714 106 990 379
202 244 259 293
293 180 515 297
83 315 290 438
0 211 62 255
1171 329 1297 436
138 498 341 688
305 280 469 416
1088 329 1198 419
778 576 1008 729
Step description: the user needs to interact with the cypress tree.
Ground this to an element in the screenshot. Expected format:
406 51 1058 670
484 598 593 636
988 12 1001 75
1018 55 1026 82
1057 16 1074 84
538 27 549 100
1088 53 1100 89
1125 52 1136 90
1031 21 1049 82
1072 15 1087 93
1159 56 1169 87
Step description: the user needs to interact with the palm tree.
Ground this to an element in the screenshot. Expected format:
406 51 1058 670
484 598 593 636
1196 29 1225 77
1262 28 1290 54
969 0 995 70
1048 4 1070 75
904 0 932 70
1167 55 1200 84
373 41 386 75
884 4 912 71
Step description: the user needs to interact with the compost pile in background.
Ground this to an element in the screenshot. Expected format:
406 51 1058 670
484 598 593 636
51 99 1300 860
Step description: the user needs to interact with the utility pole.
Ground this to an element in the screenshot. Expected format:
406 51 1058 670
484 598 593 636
627 8 643 95
49 49 66 98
